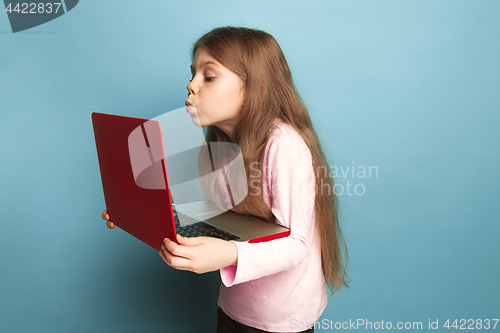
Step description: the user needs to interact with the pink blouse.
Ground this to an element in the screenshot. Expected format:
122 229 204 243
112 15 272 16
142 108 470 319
217 121 328 332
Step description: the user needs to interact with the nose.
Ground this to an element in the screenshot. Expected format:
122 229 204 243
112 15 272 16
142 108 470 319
186 79 199 96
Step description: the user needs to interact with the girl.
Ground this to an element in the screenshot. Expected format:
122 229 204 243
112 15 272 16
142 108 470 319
103 26 348 333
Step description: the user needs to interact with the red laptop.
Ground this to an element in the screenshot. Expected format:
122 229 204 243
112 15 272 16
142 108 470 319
92 112 290 251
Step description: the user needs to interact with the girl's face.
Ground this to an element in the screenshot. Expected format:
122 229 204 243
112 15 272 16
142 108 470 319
186 48 245 136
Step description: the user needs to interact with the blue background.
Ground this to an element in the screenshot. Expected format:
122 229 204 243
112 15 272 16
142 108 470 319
1 0 499 332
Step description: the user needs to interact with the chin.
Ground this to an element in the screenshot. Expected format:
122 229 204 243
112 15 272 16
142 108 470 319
189 114 202 127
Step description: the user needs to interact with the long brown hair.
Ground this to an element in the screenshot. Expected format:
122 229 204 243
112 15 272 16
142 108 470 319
193 26 348 295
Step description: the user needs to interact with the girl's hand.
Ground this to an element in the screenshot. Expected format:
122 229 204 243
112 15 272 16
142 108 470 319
101 210 115 229
160 234 238 274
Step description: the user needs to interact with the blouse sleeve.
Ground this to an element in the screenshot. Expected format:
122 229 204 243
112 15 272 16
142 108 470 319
220 136 317 286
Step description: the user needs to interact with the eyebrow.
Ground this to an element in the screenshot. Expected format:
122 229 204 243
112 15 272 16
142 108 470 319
190 61 219 73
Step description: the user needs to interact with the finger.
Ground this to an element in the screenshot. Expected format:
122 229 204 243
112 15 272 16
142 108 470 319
159 248 170 266
102 210 109 220
161 244 192 270
176 234 205 246
164 238 191 259
107 220 115 229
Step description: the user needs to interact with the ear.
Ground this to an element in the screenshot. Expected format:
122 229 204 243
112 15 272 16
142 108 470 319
239 83 246 107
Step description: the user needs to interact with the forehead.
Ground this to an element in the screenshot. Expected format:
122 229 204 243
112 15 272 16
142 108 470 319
191 48 220 69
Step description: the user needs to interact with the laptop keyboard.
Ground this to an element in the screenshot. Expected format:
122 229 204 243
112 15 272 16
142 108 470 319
174 210 240 241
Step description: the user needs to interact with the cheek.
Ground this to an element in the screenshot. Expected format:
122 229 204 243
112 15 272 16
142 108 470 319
209 85 241 109
223 82 245 107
